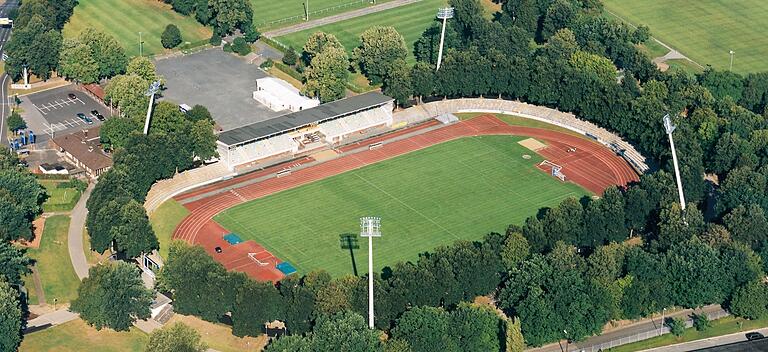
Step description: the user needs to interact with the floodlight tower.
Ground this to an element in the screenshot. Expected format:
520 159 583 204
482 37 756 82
360 216 381 329
143 80 162 135
729 50 735 71
435 7 454 71
663 114 686 211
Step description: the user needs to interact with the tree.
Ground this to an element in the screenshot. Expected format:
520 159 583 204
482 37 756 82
382 59 412 106
71 262 153 331
392 306 458 352
656 203 705 250
410 62 434 103
311 311 383 352
161 24 183 49
265 335 311 352
729 281 768 320
100 117 142 150
723 204 768 250
186 105 213 123
232 280 283 337
190 119 218 161
302 32 343 64
503 0 540 34
303 46 349 103
450 303 502 352
542 0 577 39
283 47 298 66
0 279 22 352
232 37 251 56
79 27 128 79
698 68 744 102
413 22 460 65
353 26 407 84
126 56 162 84
315 275 359 315
209 0 253 34
105 74 150 118
4 15 62 81
145 322 207 352
0 242 33 286
243 25 261 43
692 313 711 332
500 231 530 270
667 317 686 337
505 317 525 352
58 38 99 83
111 199 159 258
0 168 46 241
7 111 26 132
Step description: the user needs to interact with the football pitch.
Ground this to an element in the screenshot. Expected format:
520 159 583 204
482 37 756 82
252 0 393 29
276 0 446 62
603 0 768 73
63 0 212 57
214 135 588 277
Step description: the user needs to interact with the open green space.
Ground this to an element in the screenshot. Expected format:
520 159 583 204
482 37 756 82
150 199 190 260
276 0 446 63
63 0 212 57
26 215 80 304
609 316 768 352
253 0 393 29
215 135 588 276
39 180 82 213
603 0 768 73
20 319 148 352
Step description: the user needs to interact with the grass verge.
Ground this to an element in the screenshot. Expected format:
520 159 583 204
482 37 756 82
39 180 82 213
20 319 148 352
26 215 79 304
150 199 190 260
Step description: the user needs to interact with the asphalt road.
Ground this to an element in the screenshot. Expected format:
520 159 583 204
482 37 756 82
0 0 18 149
68 183 93 280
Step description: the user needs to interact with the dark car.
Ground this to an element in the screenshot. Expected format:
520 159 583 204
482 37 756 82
76 113 93 125
746 332 764 340
68 93 77 100
214 246 223 254
90 110 105 121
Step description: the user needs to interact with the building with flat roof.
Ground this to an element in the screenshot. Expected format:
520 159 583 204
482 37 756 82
253 77 319 113
218 92 394 170
50 126 113 178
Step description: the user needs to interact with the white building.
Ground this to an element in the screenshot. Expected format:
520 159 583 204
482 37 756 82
253 77 320 112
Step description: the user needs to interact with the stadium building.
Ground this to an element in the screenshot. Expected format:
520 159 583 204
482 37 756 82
217 92 394 170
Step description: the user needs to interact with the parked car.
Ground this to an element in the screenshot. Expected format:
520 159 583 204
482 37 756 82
746 332 764 340
90 110 105 121
68 93 77 100
76 113 93 125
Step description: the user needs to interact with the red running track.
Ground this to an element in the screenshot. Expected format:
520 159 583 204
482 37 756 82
172 115 639 281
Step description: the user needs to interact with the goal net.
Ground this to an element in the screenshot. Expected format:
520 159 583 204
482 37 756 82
539 160 566 181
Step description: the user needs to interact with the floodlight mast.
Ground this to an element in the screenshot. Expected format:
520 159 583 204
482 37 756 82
663 114 686 211
143 81 162 135
360 216 381 329
436 7 454 71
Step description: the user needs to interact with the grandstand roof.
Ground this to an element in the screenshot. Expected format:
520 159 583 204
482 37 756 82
218 92 393 146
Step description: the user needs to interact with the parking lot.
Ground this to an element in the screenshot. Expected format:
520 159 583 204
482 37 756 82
21 86 108 142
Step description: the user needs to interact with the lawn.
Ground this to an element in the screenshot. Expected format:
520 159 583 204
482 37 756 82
276 0 447 62
215 135 588 276
39 180 81 213
603 0 768 73
253 0 394 29
609 316 768 352
20 319 148 352
149 199 190 260
63 0 212 57
26 215 80 304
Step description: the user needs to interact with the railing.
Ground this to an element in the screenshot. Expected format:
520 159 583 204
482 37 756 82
578 310 730 351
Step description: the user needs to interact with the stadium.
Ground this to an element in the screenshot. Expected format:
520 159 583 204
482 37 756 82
168 95 645 281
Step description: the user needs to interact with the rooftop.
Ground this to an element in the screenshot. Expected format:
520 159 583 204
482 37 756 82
51 127 113 172
218 92 393 146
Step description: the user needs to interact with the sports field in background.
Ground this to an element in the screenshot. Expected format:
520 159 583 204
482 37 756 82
214 135 588 276
603 0 768 73
252 0 394 29
276 0 446 62
63 0 212 57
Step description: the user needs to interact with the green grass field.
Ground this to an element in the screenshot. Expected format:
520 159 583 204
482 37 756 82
20 319 148 352
150 199 190 260
215 135 588 276
63 0 212 57
276 0 446 62
603 0 768 73
40 180 81 213
253 0 395 29
25 215 80 304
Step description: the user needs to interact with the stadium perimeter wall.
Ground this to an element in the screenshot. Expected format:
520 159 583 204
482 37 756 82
144 98 649 214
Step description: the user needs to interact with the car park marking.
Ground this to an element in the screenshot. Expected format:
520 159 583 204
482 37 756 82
33 97 85 114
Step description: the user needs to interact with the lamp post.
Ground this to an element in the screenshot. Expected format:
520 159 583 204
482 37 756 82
663 114 686 211
729 50 735 71
360 216 381 329
143 80 161 135
660 307 667 335
139 32 144 57
435 7 454 71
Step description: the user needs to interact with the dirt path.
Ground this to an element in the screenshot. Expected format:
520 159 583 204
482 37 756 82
264 0 423 38
30 264 46 306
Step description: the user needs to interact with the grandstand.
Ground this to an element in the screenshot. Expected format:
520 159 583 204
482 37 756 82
217 92 394 170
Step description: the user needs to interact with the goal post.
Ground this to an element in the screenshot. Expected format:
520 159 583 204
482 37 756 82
539 160 566 181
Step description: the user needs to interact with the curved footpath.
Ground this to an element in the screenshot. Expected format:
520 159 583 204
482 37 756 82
68 183 93 280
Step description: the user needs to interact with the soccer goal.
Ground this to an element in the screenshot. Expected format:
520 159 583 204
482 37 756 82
539 160 566 181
